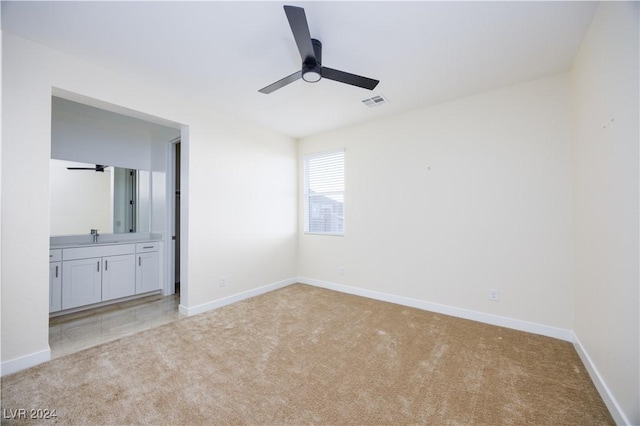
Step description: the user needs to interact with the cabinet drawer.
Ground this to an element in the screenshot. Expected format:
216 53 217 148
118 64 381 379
136 242 159 252
49 249 62 262
63 244 135 261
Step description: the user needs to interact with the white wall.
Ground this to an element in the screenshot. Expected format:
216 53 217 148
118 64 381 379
571 2 639 424
298 74 574 330
51 97 178 171
1 32 297 370
185 119 298 307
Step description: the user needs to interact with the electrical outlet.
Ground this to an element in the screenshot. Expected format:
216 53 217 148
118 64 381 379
338 266 345 276
219 276 227 287
489 289 499 301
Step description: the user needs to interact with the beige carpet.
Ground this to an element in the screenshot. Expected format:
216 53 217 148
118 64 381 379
2 284 613 425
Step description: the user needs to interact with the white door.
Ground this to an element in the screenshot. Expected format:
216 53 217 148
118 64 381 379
62 258 102 309
102 254 136 301
136 251 159 294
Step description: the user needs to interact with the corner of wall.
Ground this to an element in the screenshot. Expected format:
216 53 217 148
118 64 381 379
572 334 631 425
1 348 51 377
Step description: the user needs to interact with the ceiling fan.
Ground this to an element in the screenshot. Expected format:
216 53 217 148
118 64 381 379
259 5 380 94
66 164 107 172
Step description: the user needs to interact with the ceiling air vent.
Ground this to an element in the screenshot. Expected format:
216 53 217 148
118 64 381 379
361 94 389 107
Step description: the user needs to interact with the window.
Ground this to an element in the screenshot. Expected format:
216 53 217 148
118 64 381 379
303 150 345 235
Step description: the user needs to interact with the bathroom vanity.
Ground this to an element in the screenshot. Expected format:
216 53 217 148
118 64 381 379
47 99 179 317
49 235 163 314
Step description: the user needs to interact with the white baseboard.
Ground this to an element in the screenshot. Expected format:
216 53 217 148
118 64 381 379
297 277 574 342
179 277 298 317
572 334 630 426
1 348 51 377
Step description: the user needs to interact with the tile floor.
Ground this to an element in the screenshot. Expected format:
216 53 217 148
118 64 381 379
49 294 183 359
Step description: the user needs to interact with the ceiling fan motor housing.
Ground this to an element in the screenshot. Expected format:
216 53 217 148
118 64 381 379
302 39 323 83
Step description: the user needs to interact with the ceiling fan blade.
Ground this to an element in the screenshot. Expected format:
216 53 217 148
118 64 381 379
259 70 302 94
322 67 380 90
66 164 106 172
321 67 379 90
284 5 316 64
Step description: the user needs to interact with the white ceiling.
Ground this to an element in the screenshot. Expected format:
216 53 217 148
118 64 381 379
1 1 598 139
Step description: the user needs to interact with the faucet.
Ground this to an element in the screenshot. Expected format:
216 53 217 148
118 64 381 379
91 229 99 243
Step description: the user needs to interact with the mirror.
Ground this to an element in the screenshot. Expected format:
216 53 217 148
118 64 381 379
50 159 151 236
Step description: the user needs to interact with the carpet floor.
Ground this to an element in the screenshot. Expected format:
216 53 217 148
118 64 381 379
1 284 613 425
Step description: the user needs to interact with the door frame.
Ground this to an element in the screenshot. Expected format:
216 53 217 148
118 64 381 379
165 137 180 296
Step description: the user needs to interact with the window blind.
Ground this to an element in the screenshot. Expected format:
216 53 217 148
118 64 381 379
303 150 345 235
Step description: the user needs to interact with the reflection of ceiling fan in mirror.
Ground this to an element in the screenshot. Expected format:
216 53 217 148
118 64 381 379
66 164 107 172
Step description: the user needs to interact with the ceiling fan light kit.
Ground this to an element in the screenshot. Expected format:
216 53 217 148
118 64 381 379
302 38 322 83
302 69 321 83
259 5 379 94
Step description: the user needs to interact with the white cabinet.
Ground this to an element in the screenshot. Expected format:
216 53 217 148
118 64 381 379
62 258 102 309
53 240 162 312
49 250 62 313
136 242 160 294
61 244 137 309
102 254 136 300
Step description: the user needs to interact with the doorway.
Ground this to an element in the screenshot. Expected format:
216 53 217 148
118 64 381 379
173 142 181 294
49 93 187 357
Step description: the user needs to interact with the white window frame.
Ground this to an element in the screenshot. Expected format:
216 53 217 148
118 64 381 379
303 149 345 236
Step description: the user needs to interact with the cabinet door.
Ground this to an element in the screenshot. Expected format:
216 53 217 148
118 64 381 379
102 254 136 301
62 258 102 309
136 251 160 294
49 262 62 313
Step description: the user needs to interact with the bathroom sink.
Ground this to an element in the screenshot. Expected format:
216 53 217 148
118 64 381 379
52 240 124 248
86 240 123 245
